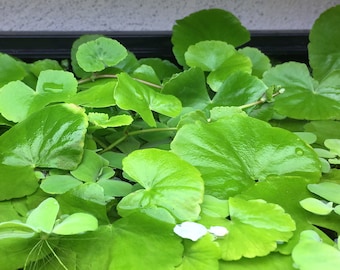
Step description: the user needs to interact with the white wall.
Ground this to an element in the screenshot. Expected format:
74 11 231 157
1 0 339 31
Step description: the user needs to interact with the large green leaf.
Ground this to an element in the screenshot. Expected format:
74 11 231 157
76 37 128 72
114 72 182 127
0 70 78 122
171 112 321 199
0 104 87 200
117 148 204 222
0 53 27 87
263 62 340 120
308 5 340 81
172 9 250 66
110 213 183 269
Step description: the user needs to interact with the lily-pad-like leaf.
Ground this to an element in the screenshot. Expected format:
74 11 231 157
40 175 82 194
88 112 133 129
263 62 340 120
26 198 59 233
114 72 182 127
172 9 250 66
76 37 128 72
207 53 252 91
67 81 116 108
0 104 87 169
117 148 204 222
308 182 340 204
185 40 236 71
176 234 221 270
203 197 295 261
308 5 340 81
0 53 27 87
292 230 340 270
52 213 98 235
238 47 271 78
162 67 211 110
171 113 321 199
110 213 183 269
325 139 340 156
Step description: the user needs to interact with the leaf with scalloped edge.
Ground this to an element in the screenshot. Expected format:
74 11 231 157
117 148 204 222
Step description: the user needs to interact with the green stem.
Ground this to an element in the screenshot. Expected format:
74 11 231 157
238 89 285 110
78 74 162 89
99 127 177 154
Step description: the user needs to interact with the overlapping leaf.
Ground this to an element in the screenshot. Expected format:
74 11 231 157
117 148 204 222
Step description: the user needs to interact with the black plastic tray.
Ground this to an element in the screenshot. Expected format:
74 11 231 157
0 31 309 64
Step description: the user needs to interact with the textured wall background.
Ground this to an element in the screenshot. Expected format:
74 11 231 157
1 0 339 31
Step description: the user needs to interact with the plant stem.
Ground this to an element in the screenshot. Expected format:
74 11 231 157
99 127 177 154
238 89 285 110
78 74 162 89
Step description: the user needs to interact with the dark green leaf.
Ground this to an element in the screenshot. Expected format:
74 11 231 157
308 5 340 80
172 9 250 66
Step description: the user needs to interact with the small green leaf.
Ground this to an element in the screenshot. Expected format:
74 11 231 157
185 40 236 71
40 175 82 194
76 37 128 72
97 179 133 197
71 150 111 182
88 112 133 128
299 197 333 215
0 221 36 239
118 149 204 222
67 81 116 108
172 9 250 66
308 182 340 204
238 47 271 78
292 230 340 270
114 72 182 127
293 132 317 145
325 139 340 156
0 53 27 87
26 198 59 233
52 213 98 235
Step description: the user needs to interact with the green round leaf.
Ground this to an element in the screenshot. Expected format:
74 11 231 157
263 62 340 120
118 148 204 222
76 37 128 72
26 198 59 233
40 175 82 194
172 9 250 66
308 182 340 204
325 139 340 156
171 113 321 199
52 213 98 235
185 40 236 71
299 197 333 215
308 5 340 80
